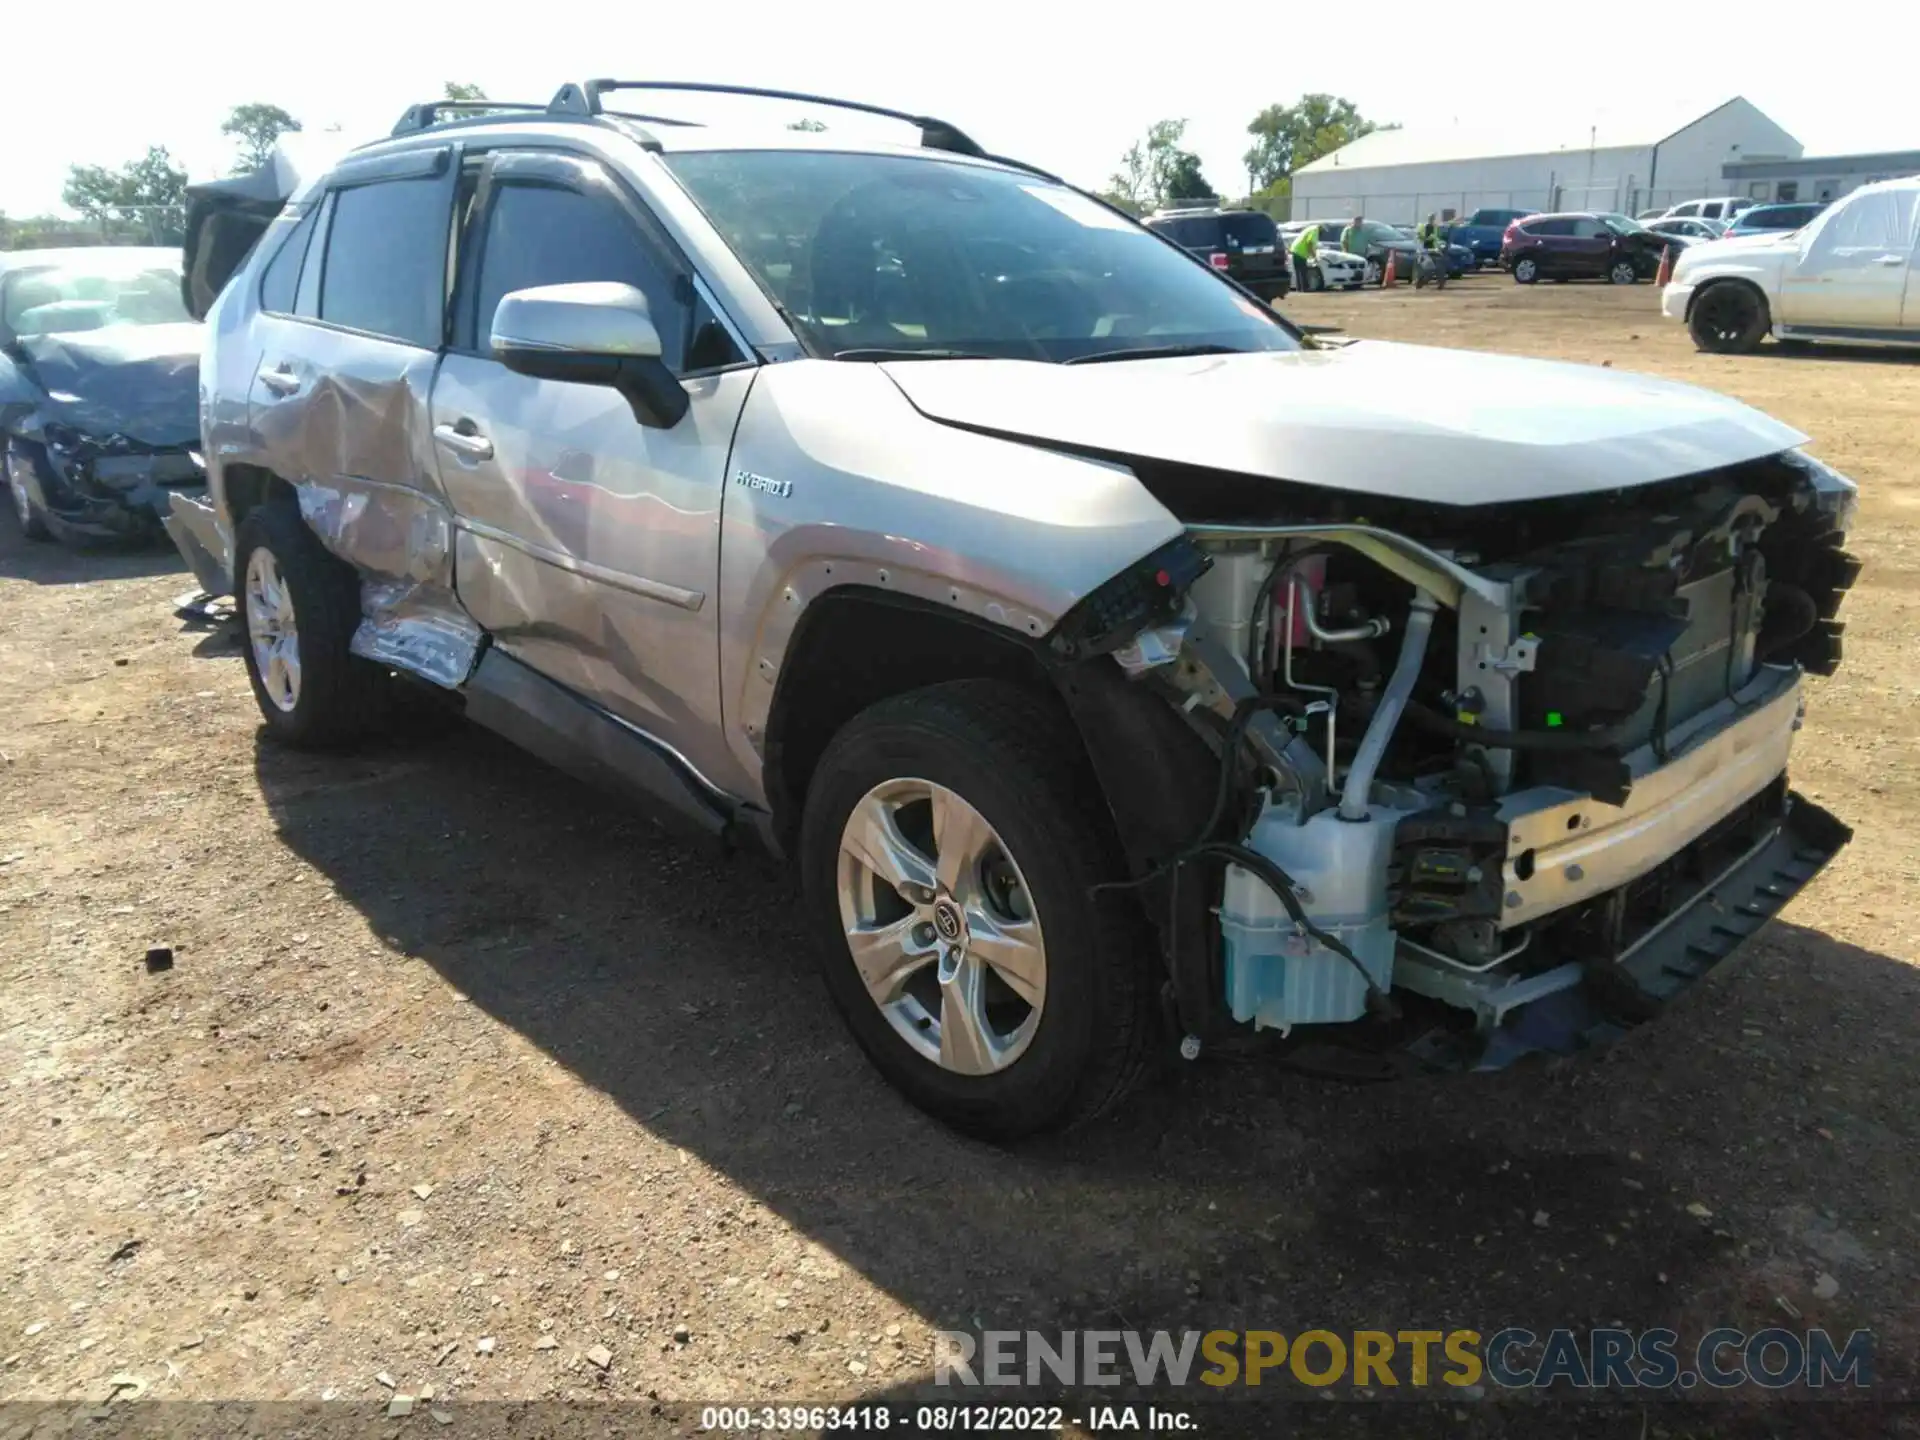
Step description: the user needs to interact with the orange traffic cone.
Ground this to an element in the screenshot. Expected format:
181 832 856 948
1381 250 1398 288
1655 244 1674 287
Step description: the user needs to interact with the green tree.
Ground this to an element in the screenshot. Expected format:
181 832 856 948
787 117 827 132
221 103 303 173
443 81 488 101
1105 119 1213 212
63 147 189 219
1243 94 1379 190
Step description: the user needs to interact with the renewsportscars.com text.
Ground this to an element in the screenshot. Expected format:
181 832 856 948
935 1327 1873 1391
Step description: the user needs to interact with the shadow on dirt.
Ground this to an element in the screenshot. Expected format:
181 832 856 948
0 517 185 584
1767 341 1919 366
249 716 1920 1406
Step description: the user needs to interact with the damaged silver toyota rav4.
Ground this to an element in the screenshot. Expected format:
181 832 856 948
167 82 1859 1139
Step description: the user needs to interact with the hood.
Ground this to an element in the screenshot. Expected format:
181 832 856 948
12 322 201 447
1695 230 1793 253
880 342 1807 506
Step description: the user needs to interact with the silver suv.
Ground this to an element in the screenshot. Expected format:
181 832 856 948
167 82 1858 1139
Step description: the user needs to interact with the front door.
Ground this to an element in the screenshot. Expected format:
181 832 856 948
430 149 755 790
1778 186 1920 330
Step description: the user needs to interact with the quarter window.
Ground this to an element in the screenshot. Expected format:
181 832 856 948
259 206 319 315
317 178 451 348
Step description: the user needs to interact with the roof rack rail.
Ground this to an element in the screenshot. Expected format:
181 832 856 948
546 80 990 159
390 100 550 137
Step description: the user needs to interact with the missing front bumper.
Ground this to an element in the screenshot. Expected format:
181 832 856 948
1399 787 1849 1070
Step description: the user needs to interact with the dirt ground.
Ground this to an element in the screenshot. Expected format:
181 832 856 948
3 278 1918 1436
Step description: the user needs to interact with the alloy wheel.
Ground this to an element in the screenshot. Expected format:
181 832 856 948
836 778 1046 1075
245 547 302 713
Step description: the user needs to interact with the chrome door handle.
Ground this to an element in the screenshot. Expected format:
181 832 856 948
433 423 494 461
1874 255 1906 266
258 365 300 396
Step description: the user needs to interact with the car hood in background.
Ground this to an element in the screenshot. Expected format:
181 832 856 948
881 342 1807 506
11 322 202 447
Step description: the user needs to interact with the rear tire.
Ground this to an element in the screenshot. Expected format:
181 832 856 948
799 680 1155 1141
1688 281 1770 354
1512 256 1539 284
234 499 390 748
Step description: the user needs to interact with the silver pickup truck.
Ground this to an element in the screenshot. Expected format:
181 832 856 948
165 82 1857 1139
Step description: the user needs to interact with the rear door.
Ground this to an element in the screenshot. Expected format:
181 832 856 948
430 148 755 779
246 145 457 524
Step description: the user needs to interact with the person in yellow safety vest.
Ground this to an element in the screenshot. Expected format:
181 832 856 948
1289 223 1320 293
1415 213 1446 288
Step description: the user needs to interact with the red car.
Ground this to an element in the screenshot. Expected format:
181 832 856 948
1500 212 1674 285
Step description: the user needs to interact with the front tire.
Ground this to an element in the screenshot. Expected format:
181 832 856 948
1608 259 1638 285
799 680 1154 1140
1688 281 1770 354
235 499 390 747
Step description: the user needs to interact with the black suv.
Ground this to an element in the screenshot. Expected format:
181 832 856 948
1144 206 1289 301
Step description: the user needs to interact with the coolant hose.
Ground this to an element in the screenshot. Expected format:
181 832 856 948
1338 589 1438 820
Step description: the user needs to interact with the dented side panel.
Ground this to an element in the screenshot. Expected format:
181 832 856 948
239 311 481 688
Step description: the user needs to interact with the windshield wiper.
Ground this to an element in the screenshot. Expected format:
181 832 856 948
1061 343 1252 366
831 347 997 361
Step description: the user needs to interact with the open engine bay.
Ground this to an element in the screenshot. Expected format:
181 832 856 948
1060 448 1860 1070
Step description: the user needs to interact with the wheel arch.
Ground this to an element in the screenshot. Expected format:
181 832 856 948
221 462 299 528
761 588 1061 850
1685 274 1771 326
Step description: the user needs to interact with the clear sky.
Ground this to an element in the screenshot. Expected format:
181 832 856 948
5 0 1916 216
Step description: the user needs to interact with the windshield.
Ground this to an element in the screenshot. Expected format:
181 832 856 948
1599 214 1647 236
662 151 1298 362
2 255 188 339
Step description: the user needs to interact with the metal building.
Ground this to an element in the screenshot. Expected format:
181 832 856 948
1291 98 1801 225
1722 150 1920 206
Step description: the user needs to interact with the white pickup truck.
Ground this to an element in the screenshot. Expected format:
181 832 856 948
1663 176 1920 352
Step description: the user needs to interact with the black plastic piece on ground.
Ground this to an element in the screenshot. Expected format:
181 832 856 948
144 948 174 973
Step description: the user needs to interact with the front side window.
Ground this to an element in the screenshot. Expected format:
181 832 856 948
2 254 188 338
664 150 1298 363
1809 188 1918 258
471 182 681 359
318 178 450 347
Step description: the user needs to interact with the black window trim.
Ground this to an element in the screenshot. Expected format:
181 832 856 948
446 143 755 379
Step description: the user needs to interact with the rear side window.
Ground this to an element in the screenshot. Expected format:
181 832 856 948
470 181 689 367
259 207 318 315
318 178 451 347
1526 218 1573 236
